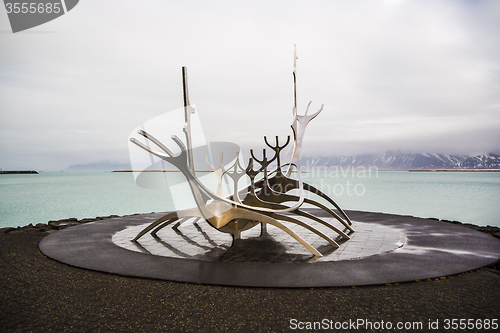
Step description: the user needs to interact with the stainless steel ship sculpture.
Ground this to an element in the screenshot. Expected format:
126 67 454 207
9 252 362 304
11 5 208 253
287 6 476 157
130 48 354 258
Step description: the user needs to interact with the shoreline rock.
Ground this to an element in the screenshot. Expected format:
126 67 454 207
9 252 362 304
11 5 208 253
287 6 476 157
1 214 132 233
0 170 38 174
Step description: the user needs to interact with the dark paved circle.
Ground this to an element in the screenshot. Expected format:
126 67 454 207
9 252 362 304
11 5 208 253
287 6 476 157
39 210 500 287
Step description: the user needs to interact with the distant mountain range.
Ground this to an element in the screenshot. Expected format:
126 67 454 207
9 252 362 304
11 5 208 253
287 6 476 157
65 152 500 172
301 152 500 170
64 162 131 172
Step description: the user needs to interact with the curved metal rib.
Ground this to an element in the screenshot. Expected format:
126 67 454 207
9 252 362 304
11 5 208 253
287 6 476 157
232 208 323 257
241 179 350 240
132 211 179 242
271 213 340 248
264 174 353 228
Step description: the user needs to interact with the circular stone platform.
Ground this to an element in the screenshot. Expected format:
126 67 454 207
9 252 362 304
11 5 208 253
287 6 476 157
39 210 500 287
112 219 405 263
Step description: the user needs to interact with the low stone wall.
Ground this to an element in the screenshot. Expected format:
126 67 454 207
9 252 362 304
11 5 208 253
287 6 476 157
2 213 499 237
428 217 500 239
0 213 146 233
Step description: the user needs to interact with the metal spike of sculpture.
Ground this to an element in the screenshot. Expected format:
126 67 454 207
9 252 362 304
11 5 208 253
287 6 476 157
130 47 354 258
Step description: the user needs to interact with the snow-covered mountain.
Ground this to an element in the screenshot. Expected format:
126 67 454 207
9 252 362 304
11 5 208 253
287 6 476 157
301 152 500 170
460 154 500 169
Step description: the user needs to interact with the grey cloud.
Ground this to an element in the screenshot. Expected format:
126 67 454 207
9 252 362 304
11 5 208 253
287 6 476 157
0 0 499 170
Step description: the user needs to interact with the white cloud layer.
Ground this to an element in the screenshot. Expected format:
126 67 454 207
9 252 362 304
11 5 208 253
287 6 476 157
1 0 499 170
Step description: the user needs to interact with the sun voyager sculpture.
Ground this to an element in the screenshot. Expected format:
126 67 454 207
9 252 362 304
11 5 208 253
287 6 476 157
129 47 354 258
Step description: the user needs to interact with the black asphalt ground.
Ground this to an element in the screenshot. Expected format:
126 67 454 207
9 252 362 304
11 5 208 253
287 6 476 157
1 217 500 332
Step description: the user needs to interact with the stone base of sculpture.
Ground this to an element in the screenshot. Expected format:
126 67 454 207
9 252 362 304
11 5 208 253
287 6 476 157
39 211 500 287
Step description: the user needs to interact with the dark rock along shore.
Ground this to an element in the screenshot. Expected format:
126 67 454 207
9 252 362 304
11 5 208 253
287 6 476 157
1 212 499 331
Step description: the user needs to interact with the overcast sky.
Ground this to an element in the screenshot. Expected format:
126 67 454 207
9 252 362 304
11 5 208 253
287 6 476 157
1 0 499 171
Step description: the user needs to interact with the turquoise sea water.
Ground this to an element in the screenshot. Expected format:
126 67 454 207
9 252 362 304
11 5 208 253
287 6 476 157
1 170 499 229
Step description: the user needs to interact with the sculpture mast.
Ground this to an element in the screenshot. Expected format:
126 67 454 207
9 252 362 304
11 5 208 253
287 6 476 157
182 67 195 174
293 44 298 116
287 45 299 177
